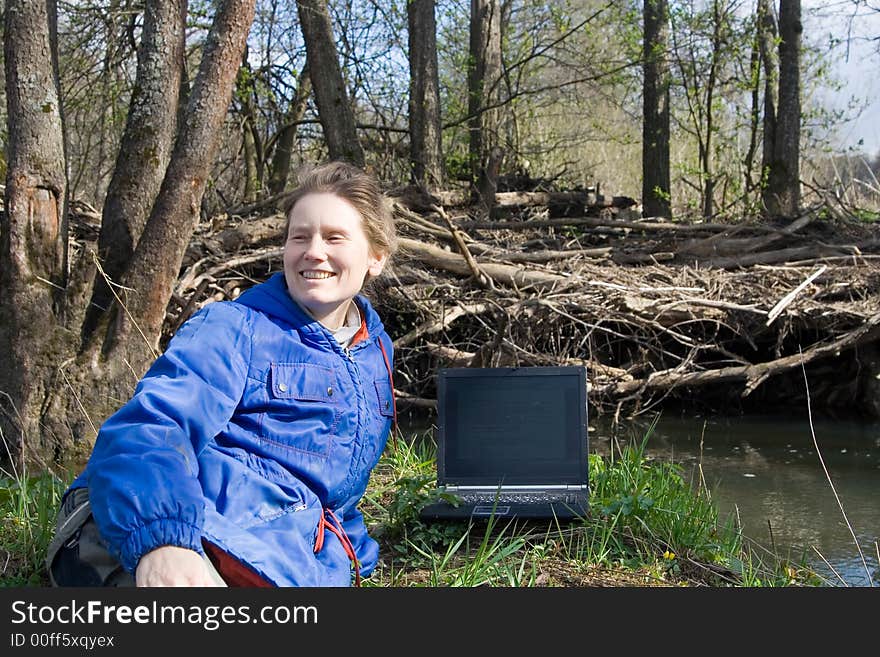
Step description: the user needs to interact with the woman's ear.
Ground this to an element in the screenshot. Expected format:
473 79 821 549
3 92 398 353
367 252 388 278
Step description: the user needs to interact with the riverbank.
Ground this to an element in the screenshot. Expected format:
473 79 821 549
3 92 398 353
595 411 880 586
0 432 815 587
362 431 814 587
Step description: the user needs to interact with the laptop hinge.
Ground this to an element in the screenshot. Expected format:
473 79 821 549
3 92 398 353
444 484 584 492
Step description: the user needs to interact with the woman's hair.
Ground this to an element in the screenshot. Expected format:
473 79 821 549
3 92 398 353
282 161 398 267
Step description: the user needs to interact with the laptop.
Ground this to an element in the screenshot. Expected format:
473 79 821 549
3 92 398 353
419 366 590 520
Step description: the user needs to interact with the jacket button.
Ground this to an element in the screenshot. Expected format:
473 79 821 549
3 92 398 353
278 383 288 392
327 387 333 396
385 400 390 410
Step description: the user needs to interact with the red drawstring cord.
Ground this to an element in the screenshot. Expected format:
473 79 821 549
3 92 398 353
314 507 362 587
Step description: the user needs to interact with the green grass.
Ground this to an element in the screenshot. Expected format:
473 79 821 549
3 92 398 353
0 471 66 586
1 427 820 587
362 427 817 587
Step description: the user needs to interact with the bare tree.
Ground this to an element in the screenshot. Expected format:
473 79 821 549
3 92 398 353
83 0 186 344
296 0 364 167
1 0 257 468
643 0 671 218
267 67 312 195
1 0 69 466
408 0 444 190
762 0 801 219
56 1 142 206
467 0 502 214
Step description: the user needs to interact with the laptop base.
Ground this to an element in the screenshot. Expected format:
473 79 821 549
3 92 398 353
419 500 589 521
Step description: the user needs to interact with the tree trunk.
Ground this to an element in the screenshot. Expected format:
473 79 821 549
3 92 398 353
237 52 262 203
758 0 777 186
83 0 186 347
267 68 311 195
467 0 502 214
758 0 777 222
407 0 444 190
0 0 71 467
744 13 762 199
2 0 257 470
762 0 801 220
765 0 801 219
242 113 259 202
296 0 364 167
642 0 671 219
104 0 257 363
700 0 723 219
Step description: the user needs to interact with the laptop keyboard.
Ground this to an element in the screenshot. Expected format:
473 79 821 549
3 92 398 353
455 492 584 505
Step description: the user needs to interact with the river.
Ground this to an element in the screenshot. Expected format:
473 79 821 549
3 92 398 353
593 412 880 587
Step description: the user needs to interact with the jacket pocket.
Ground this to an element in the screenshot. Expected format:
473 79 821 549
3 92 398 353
261 362 340 458
374 378 395 418
270 362 339 402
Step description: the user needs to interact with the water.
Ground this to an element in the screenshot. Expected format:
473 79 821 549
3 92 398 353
593 413 880 587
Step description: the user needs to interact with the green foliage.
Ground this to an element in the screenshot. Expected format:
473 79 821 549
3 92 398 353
652 184 672 204
0 474 66 586
590 431 736 566
443 147 473 183
402 516 533 587
361 432 465 562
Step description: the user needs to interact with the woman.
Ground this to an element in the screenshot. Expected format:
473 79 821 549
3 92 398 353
47 161 398 587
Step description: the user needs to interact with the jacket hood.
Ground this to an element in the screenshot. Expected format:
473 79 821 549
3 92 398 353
234 272 386 341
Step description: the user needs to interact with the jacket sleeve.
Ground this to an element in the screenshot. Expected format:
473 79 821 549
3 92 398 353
339 503 379 579
85 302 252 574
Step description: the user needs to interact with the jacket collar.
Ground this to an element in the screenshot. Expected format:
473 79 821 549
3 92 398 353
234 272 385 347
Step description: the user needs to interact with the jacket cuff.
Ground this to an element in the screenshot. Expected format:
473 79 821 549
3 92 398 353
119 519 204 574
355 536 379 579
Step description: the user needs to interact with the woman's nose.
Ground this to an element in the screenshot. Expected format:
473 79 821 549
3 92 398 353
303 235 326 260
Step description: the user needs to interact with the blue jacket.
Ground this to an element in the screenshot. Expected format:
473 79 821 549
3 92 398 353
68 272 394 586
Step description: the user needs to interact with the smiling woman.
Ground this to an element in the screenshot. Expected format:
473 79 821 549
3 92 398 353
283 192 388 329
46 161 401 588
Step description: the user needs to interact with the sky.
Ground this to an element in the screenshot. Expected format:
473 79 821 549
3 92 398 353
804 1 880 157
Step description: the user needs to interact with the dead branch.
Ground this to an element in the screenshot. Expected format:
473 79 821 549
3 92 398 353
765 265 827 325
398 237 570 292
597 312 880 399
456 215 727 233
431 203 493 288
394 303 490 348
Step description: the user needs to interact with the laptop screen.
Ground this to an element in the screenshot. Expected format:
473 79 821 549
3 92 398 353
437 367 589 486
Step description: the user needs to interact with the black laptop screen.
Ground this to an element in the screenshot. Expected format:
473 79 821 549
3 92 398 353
438 367 588 486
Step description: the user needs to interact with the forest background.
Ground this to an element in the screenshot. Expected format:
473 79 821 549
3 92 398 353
2 0 880 474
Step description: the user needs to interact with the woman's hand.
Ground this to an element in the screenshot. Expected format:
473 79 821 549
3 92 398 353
135 545 224 587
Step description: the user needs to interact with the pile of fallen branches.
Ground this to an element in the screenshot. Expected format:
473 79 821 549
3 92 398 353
70 183 880 421
380 189 880 419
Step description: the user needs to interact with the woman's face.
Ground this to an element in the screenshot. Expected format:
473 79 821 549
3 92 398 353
283 192 386 328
